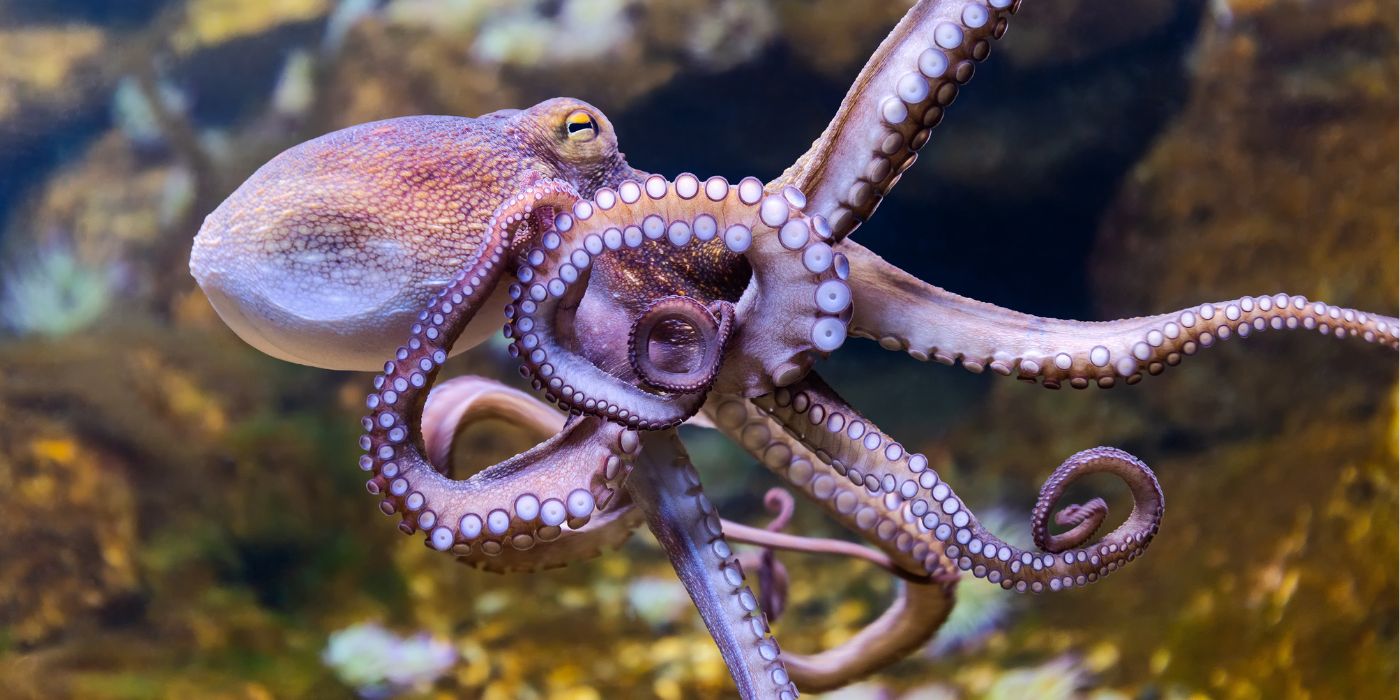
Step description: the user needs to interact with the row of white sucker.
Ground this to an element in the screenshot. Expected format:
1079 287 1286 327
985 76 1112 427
865 294 1400 389
360 178 641 559
504 173 853 428
826 0 1020 240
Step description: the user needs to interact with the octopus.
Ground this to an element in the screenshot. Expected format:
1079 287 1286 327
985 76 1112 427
188 1 1399 697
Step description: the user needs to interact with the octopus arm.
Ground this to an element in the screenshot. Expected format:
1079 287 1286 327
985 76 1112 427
779 578 955 692
843 241 1400 388
750 373 1166 593
418 375 644 572
707 395 957 691
720 524 956 695
357 178 648 567
366 414 640 568
772 0 1021 241
421 375 567 468
707 395 946 576
721 518 926 579
625 431 799 700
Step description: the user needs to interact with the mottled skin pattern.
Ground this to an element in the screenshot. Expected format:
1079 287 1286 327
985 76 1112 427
189 1 1399 697
192 99 638 369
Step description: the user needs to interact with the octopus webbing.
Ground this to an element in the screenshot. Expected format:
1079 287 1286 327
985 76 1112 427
187 1 1399 696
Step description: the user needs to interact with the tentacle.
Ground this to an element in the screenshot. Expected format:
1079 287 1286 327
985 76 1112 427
506 174 852 430
781 579 953 692
706 394 952 578
719 181 853 395
706 397 960 691
418 375 646 572
629 296 735 394
763 488 796 532
844 242 1400 388
771 0 1022 241
752 374 1165 593
722 520 926 583
421 375 566 469
625 431 798 700
452 494 646 573
358 177 650 562
367 363 641 563
720 491 957 693
754 553 790 624
728 490 800 622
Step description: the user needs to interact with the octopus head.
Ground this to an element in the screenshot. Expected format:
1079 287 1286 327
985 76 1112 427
513 96 631 197
189 99 633 372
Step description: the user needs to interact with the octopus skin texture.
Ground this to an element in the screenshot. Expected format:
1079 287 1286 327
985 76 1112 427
188 0 1399 696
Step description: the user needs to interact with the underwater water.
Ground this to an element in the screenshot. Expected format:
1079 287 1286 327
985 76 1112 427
0 0 1396 698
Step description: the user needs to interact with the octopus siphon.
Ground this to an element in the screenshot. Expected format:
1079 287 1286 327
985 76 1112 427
188 1 1399 697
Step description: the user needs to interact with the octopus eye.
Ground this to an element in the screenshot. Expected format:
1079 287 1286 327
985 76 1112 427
565 110 599 141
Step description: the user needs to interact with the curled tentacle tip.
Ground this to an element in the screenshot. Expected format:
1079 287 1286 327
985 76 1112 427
762 487 794 512
761 488 796 532
1054 497 1108 527
1044 497 1110 553
1018 447 1163 573
903 444 1168 593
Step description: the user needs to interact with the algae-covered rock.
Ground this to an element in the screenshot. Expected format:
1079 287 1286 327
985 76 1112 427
0 25 108 134
169 0 330 55
1001 0 1180 69
4 133 192 297
0 410 140 647
1093 0 1398 433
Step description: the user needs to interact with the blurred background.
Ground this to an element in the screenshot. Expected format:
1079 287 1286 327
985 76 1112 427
0 0 1395 698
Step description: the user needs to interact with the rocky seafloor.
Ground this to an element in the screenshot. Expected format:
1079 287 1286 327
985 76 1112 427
0 1 1394 698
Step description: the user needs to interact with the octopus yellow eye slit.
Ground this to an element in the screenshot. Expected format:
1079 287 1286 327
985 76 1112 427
565 110 599 140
